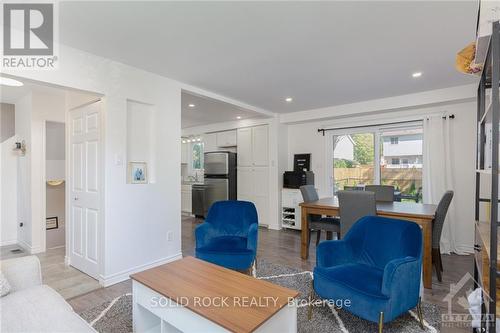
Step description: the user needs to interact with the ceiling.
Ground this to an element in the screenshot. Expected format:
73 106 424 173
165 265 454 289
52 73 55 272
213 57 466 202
181 91 267 129
59 1 478 113
0 80 66 104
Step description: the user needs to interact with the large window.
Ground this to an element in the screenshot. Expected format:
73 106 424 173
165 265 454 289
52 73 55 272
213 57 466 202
333 132 375 190
331 123 423 202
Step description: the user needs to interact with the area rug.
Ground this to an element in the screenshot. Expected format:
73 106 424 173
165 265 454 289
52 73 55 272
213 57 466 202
78 260 441 333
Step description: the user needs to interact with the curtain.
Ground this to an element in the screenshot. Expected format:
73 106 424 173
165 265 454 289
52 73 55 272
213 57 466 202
423 114 464 254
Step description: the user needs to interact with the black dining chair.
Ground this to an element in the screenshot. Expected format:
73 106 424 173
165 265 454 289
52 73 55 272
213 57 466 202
300 185 340 247
432 191 454 282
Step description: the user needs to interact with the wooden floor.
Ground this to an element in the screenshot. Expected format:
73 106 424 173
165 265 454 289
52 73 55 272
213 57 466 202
0 245 101 299
5 215 474 332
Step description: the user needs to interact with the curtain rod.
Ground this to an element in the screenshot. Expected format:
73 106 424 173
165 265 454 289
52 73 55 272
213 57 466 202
317 114 455 136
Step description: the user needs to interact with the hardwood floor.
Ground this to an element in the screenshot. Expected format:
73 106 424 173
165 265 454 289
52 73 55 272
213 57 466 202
0 245 101 299
181 215 474 333
7 214 474 332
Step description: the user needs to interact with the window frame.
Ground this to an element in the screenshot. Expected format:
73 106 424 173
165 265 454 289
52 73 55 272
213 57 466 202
326 121 423 195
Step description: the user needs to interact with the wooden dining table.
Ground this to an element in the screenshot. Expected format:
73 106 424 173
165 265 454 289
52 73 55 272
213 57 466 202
299 197 438 289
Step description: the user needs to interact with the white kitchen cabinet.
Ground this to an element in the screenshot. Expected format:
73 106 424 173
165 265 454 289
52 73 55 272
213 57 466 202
237 127 253 166
237 166 269 226
252 125 269 166
216 130 237 147
203 133 218 153
237 125 268 167
181 185 192 213
181 142 188 164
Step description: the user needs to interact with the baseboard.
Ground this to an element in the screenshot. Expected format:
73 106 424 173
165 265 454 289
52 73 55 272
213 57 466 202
0 239 18 247
99 252 183 287
64 255 71 266
17 240 32 253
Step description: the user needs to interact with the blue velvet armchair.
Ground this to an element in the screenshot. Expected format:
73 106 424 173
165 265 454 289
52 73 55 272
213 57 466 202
195 200 258 271
312 216 423 332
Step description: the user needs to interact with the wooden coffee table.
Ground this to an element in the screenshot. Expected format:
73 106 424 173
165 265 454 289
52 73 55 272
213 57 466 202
130 256 299 333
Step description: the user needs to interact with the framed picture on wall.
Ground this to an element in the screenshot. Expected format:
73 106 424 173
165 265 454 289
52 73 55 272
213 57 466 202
129 162 148 184
46 217 58 230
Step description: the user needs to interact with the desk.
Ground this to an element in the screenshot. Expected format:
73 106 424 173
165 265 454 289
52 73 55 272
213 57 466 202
299 197 437 289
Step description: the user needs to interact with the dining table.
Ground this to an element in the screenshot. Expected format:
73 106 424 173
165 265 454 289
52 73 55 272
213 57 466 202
299 197 438 289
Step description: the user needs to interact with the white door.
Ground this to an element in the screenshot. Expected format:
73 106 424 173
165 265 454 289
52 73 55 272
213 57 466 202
69 101 101 279
237 128 252 166
252 125 269 166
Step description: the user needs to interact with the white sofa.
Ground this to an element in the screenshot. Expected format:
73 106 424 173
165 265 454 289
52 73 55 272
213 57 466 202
1 256 95 333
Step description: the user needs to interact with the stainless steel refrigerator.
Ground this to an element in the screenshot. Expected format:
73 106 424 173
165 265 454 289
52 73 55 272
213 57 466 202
192 152 237 218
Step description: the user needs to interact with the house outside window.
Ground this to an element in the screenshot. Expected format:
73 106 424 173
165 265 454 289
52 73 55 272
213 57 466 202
390 137 399 144
391 158 400 165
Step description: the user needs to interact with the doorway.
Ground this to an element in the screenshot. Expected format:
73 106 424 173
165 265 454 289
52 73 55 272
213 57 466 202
45 121 66 249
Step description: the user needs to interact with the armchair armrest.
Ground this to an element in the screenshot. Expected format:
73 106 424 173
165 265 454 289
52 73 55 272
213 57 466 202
195 223 218 248
381 256 421 298
316 240 354 268
247 223 258 252
1 256 42 292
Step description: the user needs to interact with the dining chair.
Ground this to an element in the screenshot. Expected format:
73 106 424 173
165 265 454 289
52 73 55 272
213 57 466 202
300 185 340 246
343 185 363 191
432 190 454 282
337 190 376 237
364 185 395 202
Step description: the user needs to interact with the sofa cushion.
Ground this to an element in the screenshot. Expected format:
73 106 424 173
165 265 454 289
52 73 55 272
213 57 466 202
314 263 386 299
0 272 11 297
196 236 251 254
1 285 95 332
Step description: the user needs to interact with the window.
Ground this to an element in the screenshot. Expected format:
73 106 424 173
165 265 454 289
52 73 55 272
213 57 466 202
331 124 423 202
192 143 203 169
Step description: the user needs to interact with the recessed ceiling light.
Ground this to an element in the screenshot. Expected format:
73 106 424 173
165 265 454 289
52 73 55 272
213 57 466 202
188 103 196 108
236 116 242 119
412 72 422 78
0 77 23 87
285 97 293 103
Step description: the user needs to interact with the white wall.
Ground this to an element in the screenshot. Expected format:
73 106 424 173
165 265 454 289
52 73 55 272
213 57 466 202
1 136 18 246
14 93 32 250
286 101 476 252
4 44 185 286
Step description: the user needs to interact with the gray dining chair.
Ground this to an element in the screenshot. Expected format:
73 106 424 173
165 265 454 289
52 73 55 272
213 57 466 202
300 185 340 247
364 185 395 202
432 190 454 282
337 190 377 237
343 185 363 191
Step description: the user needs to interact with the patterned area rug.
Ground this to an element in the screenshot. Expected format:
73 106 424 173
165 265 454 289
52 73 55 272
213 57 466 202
78 260 441 333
